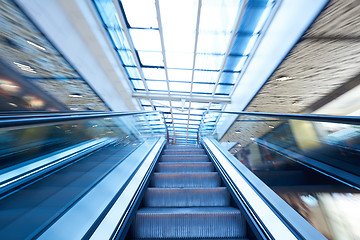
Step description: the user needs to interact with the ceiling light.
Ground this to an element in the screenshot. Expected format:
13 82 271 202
69 94 83 98
27 40 46 51
8 102 17 107
269 125 274 129
276 76 293 81
13 62 36 73
250 137 255 140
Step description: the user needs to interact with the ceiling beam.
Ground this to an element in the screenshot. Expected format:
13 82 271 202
155 0 176 141
211 0 248 96
132 92 231 103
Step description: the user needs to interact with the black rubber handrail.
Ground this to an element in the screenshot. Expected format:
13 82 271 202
0 111 163 129
203 110 360 125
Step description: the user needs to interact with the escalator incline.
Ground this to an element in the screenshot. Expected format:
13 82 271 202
129 145 248 239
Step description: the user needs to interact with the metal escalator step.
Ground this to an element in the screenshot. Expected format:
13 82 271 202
163 149 205 155
166 145 201 149
150 173 221 188
160 155 209 162
134 238 248 240
131 207 246 239
156 162 214 172
143 187 231 207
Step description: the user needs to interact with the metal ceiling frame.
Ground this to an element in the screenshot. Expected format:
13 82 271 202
154 0 176 141
132 92 231 103
102 0 274 144
185 0 202 144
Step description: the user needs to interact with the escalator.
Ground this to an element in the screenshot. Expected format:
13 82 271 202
0 110 358 239
127 144 248 239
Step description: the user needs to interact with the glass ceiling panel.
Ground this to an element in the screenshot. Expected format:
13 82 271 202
159 0 198 52
155 106 171 113
143 106 153 111
125 66 140 79
193 70 218 83
172 108 189 115
140 99 152 105
169 82 191 93
173 119 189 124
167 69 192 82
129 29 162 51
190 109 205 115
196 0 240 54
189 120 201 125
215 84 233 95
196 34 230 55
142 68 166 80
189 115 202 120
209 103 224 110
190 102 209 109
166 52 194 69
118 49 135 66
138 51 163 66
146 80 168 91
131 79 145 89
171 100 190 109
172 114 189 120
121 0 158 28
219 72 239 84
195 54 224 71
192 83 214 94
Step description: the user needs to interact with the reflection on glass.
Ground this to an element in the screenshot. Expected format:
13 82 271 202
201 112 360 239
0 112 167 172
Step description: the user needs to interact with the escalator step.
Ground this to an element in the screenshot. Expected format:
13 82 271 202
150 172 221 188
143 187 231 207
156 162 214 172
160 155 209 162
131 207 246 239
163 149 205 155
166 145 201 149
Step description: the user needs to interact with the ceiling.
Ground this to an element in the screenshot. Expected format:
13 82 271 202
93 0 277 144
245 0 360 115
0 0 110 111
222 0 360 143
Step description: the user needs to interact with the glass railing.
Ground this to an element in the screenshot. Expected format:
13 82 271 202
0 111 168 239
200 111 360 240
0 111 167 175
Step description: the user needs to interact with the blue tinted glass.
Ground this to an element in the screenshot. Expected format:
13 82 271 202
215 84 233 95
125 66 140 79
192 83 214 94
131 80 145 90
219 72 239 84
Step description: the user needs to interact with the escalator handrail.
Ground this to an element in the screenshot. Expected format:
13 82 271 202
202 136 327 240
0 111 164 129
202 110 360 125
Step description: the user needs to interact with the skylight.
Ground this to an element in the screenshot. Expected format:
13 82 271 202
94 0 277 144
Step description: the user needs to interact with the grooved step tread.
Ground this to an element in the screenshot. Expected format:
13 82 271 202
161 155 209 162
150 172 221 188
143 187 230 207
163 149 205 155
132 207 246 239
134 238 248 240
156 162 214 173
